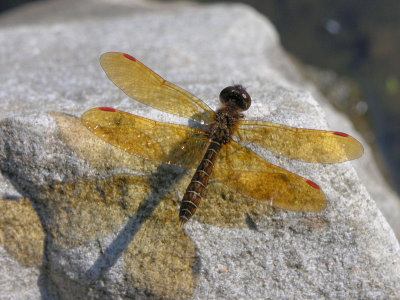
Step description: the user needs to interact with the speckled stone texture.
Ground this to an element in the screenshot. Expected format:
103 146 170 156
0 0 399 299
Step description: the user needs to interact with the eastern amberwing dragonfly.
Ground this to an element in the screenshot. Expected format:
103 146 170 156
82 52 363 224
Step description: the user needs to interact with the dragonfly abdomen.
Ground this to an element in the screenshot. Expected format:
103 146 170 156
179 139 222 224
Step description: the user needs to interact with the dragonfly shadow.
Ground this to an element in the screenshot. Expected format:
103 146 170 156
24 110 281 298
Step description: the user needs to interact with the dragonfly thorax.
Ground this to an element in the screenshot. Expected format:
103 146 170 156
207 107 239 144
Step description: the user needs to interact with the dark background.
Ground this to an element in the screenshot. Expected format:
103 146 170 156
0 0 40 12
1 0 399 193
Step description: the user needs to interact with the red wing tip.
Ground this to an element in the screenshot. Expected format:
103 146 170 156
306 180 321 190
98 107 116 112
333 131 349 137
123 53 137 61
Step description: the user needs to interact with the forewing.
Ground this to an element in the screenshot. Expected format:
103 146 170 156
100 52 214 124
82 107 207 169
213 141 326 212
236 120 363 163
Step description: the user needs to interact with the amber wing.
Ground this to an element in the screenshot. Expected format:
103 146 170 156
82 108 208 169
213 141 327 212
100 52 214 124
236 120 364 163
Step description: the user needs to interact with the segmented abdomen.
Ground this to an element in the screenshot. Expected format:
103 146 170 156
179 139 222 224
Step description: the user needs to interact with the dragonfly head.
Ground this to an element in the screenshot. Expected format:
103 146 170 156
219 85 251 112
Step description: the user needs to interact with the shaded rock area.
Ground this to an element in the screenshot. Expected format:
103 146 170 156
0 0 399 299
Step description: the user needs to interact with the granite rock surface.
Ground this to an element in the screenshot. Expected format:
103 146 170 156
0 0 399 299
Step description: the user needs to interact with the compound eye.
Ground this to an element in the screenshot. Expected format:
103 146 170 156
219 85 251 111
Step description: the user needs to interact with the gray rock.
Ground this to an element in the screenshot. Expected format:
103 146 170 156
0 0 399 299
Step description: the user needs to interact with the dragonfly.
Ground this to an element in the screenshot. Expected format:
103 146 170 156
82 52 364 224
